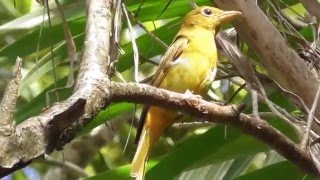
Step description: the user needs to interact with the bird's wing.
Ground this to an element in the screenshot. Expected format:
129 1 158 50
151 36 189 87
135 36 189 143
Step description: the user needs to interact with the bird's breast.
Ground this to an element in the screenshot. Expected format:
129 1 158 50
160 47 217 93
159 33 218 93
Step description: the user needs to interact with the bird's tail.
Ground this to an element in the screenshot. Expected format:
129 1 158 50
131 107 175 180
131 127 150 180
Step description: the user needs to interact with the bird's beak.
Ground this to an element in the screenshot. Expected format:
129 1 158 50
217 10 242 24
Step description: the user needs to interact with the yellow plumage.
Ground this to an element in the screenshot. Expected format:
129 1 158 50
131 6 242 180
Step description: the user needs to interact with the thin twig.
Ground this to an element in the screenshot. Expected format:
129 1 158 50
122 105 136 155
217 32 303 134
44 0 59 104
251 90 260 120
172 121 214 129
225 83 246 104
122 3 139 82
126 8 168 49
189 0 198 8
35 6 46 77
54 0 76 87
114 70 127 83
301 84 320 148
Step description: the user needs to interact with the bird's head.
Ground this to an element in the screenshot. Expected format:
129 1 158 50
182 6 242 31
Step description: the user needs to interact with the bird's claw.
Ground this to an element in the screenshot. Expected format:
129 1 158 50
215 101 226 106
183 89 202 104
182 90 202 102
207 99 226 106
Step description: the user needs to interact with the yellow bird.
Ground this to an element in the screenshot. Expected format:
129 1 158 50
131 6 242 179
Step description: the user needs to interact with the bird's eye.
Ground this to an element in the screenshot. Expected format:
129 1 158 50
203 8 212 16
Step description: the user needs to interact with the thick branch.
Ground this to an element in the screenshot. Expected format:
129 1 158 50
0 0 114 177
0 57 22 135
109 82 318 175
110 82 240 121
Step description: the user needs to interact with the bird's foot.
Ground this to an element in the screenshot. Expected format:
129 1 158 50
182 90 202 99
215 101 226 106
182 90 203 107
207 98 226 106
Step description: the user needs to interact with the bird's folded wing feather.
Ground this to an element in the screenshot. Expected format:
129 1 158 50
135 36 189 143
151 36 189 87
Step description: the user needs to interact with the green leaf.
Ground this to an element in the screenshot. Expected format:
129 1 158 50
126 0 209 22
86 165 131 180
85 161 157 180
234 161 314 180
146 126 264 180
19 32 85 92
147 116 299 180
87 113 300 180
222 156 255 180
117 18 180 72
178 161 234 180
15 75 72 123
80 103 134 134
0 18 86 65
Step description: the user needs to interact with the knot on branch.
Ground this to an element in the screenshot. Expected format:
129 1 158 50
45 98 86 153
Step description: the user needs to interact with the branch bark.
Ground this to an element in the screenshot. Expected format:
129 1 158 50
109 82 318 175
213 0 320 128
0 57 22 136
0 0 114 177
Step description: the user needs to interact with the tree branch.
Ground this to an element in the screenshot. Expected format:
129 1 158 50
109 82 319 175
0 57 22 136
213 0 320 131
0 0 114 177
